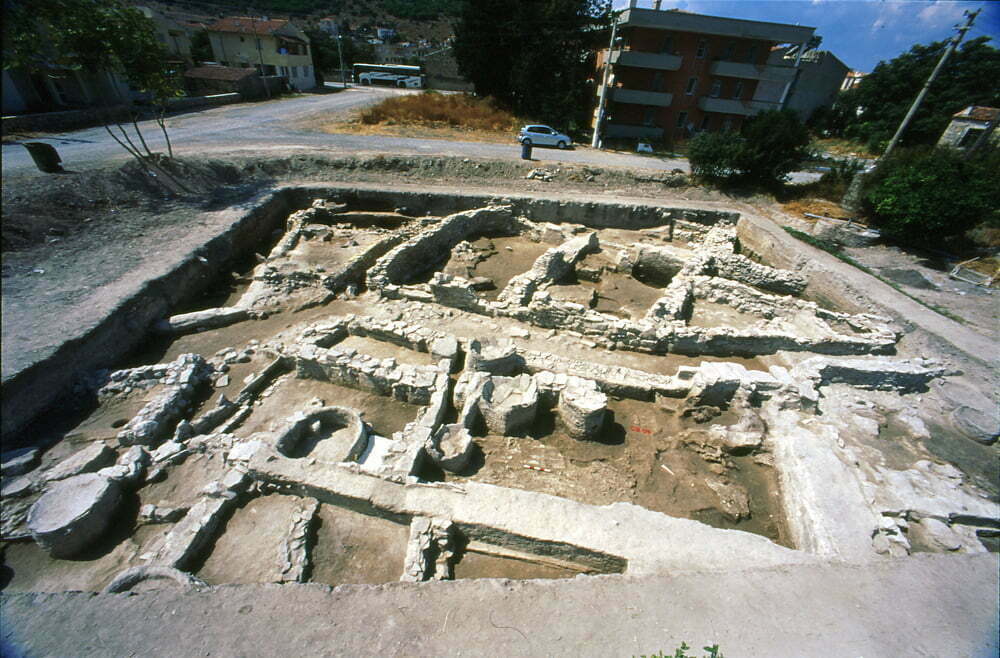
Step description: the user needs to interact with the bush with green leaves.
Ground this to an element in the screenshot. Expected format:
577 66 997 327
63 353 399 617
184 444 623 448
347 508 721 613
688 110 811 186
862 146 1000 249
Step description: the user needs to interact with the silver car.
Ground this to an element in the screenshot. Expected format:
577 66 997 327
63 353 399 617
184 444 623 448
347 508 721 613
518 125 572 149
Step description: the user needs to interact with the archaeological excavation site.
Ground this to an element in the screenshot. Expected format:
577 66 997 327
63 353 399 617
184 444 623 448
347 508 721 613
1 184 997 649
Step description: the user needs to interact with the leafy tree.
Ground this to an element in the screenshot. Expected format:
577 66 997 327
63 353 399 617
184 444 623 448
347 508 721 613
862 145 1000 248
688 110 811 186
4 0 187 189
305 30 376 77
842 36 1000 152
190 29 213 64
453 0 609 132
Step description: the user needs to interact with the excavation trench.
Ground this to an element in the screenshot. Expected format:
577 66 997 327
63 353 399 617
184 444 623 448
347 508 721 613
3 187 923 593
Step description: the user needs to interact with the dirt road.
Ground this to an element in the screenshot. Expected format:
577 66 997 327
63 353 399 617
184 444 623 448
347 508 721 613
2 87 690 175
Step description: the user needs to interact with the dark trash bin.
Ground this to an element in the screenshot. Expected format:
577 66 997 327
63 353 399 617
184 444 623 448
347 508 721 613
521 142 532 160
22 142 64 173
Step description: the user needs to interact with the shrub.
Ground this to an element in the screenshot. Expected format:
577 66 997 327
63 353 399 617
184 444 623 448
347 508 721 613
688 110 811 187
687 131 741 180
862 146 1000 248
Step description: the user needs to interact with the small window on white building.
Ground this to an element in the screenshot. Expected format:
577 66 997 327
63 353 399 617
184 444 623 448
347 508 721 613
745 44 757 63
660 34 673 54
723 42 735 60
700 115 711 131
643 107 656 126
676 111 688 128
685 77 698 95
652 71 664 92
696 39 708 58
709 80 722 98
291 66 298 77
733 80 744 99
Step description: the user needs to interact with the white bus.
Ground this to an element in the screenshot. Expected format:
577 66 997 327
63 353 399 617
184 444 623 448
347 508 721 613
353 63 425 89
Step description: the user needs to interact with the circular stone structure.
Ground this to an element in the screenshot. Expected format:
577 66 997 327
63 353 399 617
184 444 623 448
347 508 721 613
27 473 122 558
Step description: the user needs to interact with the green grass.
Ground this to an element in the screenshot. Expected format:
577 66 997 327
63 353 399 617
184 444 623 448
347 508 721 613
782 227 968 325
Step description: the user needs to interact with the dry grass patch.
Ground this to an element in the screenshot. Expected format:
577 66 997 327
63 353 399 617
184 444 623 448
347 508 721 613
361 93 518 130
309 92 524 143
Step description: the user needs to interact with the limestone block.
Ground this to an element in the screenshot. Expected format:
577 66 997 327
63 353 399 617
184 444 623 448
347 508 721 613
557 377 608 440
479 374 539 436
401 516 454 582
952 405 999 445
466 339 522 375
705 477 750 522
43 442 116 482
28 473 122 558
1 447 40 478
910 517 963 552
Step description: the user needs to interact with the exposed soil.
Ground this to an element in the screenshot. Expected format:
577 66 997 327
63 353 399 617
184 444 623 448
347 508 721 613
309 504 409 586
196 494 303 585
442 397 787 545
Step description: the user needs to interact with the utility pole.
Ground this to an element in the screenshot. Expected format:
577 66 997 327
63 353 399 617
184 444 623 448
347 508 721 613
336 33 347 88
881 8 979 159
249 12 272 99
591 7 619 149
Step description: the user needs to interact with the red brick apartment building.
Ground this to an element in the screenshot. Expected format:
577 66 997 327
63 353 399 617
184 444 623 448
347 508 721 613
594 3 817 144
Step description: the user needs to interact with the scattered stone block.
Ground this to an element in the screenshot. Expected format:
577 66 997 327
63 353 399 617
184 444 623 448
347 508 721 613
28 474 122 558
1 447 40 478
43 442 116 482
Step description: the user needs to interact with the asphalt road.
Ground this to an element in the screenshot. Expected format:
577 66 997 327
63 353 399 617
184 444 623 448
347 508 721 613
2 86 690 175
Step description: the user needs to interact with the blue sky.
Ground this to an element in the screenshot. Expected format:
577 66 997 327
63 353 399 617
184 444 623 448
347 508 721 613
611 0 1000 72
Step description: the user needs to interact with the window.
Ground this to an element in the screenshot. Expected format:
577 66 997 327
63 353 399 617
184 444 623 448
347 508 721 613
676 111 688 128
709 79 722 98
643 107 656 126
685 77 698 95
700 115 711 131
722 117 734 131
652 71 664 92
733 80 744 99
291 66 298 77
660 34 673 54
745 44 757 63
723 42 735 60
959 128 985 147
696 39 707 58
239 36 245 42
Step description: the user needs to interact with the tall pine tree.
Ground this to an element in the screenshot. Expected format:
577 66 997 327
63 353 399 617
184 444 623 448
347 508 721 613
453 0 609 132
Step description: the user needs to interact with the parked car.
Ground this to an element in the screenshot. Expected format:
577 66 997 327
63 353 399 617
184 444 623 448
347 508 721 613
518 125 572 149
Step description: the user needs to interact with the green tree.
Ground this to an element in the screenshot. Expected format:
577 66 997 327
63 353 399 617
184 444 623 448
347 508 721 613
688 110 811 186
844 36 1000 152
453 0 608 132
862 145 1000 248
4 0 186 187
190 29 213 64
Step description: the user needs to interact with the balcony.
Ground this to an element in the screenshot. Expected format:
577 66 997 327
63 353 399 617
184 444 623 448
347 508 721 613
609 88 673 107
709 60 797 82
609 49 682 71
604 123 664 139
698 96 780 116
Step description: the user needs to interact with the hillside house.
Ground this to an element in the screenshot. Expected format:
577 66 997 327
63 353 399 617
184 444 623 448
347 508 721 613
937 106 1000 150
206 17 316 91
